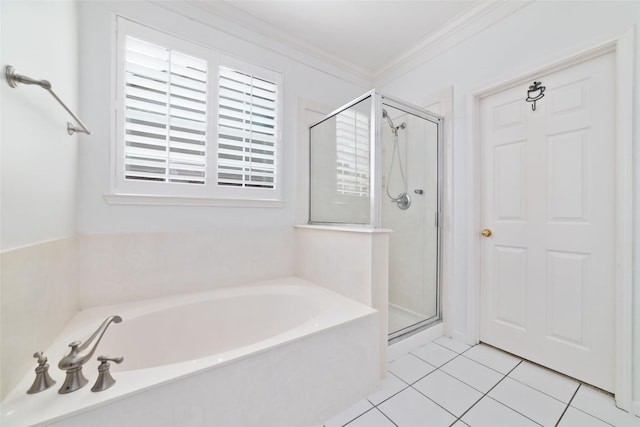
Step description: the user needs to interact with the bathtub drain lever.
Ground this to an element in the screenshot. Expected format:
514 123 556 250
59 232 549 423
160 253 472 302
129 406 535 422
91 355 124 392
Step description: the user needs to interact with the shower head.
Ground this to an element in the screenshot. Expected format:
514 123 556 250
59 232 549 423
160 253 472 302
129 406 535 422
382 109 406 135
382 109 396 132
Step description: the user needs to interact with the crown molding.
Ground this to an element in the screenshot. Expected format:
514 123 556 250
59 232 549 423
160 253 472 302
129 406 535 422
151 0 535 88
187 1 377 80
374 0 535 85
150 0 374 86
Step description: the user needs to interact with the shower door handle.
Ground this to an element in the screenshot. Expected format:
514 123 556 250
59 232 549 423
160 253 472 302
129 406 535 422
481 229 492 237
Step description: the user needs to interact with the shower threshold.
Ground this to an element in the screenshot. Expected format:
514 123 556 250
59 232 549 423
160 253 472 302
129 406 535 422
388 303 439 341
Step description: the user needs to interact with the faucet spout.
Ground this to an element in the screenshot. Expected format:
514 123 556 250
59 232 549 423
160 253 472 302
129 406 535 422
58 315 122 394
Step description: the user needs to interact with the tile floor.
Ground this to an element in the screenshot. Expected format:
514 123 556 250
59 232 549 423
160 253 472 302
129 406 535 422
324 337 640 427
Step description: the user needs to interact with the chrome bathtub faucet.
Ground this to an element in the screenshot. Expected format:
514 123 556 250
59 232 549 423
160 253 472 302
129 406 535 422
57 315 122 394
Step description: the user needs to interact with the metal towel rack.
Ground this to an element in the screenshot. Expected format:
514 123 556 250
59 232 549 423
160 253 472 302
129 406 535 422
4 65 91 135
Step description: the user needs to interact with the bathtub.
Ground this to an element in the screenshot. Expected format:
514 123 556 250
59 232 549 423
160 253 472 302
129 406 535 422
1 277 380 426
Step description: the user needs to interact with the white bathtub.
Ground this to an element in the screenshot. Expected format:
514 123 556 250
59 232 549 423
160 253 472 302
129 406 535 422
1 277 380 426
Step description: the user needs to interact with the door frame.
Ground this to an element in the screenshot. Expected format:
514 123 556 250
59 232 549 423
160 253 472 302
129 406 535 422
466 29 634 410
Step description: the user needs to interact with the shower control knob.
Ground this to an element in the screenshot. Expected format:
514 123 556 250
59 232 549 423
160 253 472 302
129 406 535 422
481 229 493 237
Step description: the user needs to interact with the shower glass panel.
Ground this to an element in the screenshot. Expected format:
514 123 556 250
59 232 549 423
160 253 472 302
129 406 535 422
308 91 442 341
382 103 440 340
309 95 371 224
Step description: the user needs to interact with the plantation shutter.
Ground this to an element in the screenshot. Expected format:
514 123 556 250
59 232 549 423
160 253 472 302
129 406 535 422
124 36 208 185
336 110 370 196
217 67 278 189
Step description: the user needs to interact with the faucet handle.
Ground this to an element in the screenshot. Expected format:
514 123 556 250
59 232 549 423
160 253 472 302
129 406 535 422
33 351 48 366
27 351 56 394
91 355 124 392
97 355 124 364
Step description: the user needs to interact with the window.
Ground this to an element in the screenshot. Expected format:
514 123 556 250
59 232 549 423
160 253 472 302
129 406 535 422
336 109 370 196
123 36 208 185
114 18 282 203
217 67 278 190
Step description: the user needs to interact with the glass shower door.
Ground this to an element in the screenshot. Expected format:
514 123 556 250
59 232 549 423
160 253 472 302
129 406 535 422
381 102 440 340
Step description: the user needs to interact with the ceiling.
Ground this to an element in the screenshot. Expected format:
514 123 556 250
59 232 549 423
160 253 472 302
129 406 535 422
195 1 480 78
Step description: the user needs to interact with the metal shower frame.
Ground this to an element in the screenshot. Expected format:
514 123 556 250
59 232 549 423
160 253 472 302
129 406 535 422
308 90 445 339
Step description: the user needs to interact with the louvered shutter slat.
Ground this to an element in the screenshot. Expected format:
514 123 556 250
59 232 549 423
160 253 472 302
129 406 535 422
336 110 370 196
124 35 207 185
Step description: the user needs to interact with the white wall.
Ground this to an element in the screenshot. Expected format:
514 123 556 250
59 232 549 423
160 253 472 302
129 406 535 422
0 0 81 399
77 1 369 235
376 0 640 407
1 0 79 251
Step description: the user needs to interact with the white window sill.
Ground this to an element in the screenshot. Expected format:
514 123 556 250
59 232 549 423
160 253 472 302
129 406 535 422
104 194 285 208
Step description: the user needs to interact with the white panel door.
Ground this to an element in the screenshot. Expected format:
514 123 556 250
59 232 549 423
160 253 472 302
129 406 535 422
479 52 615 391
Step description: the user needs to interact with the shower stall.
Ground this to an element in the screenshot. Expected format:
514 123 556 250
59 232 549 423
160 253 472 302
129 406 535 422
309 91 442 340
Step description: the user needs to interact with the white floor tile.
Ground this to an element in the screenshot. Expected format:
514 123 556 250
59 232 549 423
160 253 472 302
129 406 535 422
509 361 579 403
344 408 396 427
439 354 504 393
463 343 521 374
558 407 613 427
387 353 436 384
411 342 458 367
434 336 471 354
571 386 640 427
413 370 483 417
489 377 566 426
367 372 408 405
324 399 373 427
462 396 539 427
378 387 456 427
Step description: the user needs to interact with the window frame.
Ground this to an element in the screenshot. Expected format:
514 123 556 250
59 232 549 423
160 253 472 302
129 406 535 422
112 17 283 204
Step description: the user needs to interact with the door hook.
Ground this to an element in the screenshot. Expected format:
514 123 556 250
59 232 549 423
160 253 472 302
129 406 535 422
525 81 545 111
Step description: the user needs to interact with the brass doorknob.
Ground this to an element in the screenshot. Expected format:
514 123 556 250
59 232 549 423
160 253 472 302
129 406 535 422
481 229 492 237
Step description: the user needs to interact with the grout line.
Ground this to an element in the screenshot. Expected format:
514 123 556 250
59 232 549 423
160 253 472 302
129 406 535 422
507 370 580 406
375 406 399 427
339 407 376 427
409 381 461 421
432 350 465 372
389 354 439 386
453 360 524 424
554 384 581 427
568 403 617 426
484 396 545 426
459 352 522 376
432 338 473 355
367 371 411 407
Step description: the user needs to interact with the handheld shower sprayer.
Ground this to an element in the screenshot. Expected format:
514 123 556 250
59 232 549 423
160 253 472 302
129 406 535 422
382 109 406 136
383 108 411 210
